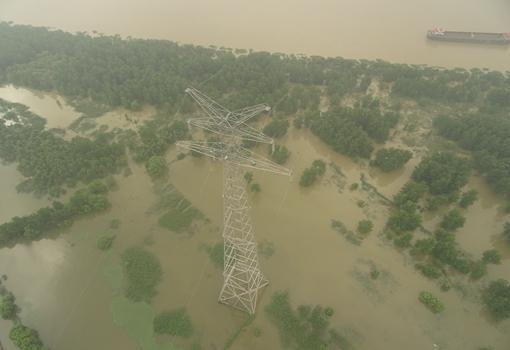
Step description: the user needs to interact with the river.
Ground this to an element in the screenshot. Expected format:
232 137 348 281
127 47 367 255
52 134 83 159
0 87 509 349
1 0 510 70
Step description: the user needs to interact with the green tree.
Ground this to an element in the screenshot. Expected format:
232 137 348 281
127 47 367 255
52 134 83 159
9 324 48 350
263 119 290 138
372 148 412 172
393 182 427 208
412 152 471 195
0 292 18 320
387 205 422 233
270 144 290 164
145 155 168 178
299 160 326 187
411 238 436 256
482 279 510 321
458 189 478 208
440 209 466 232
482 249 501 265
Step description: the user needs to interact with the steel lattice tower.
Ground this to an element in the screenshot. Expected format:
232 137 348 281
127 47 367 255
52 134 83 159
177 88 291 314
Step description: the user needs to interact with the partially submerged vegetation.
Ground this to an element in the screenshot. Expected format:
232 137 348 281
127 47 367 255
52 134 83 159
0 180 111 248
0 21 510 350
371 148 412 172
418 291 444 314
1 282 49 350
482 279 510 321
265 291 353 350
121 247 162 303
299 159 326 187
0 99 125 196
155 184 203 233
153 308 194 338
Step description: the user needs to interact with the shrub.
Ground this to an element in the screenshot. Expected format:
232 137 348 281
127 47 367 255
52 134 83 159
265 291 340 350
415 263 442 279
419 291 444 313
482 249 501 265
244 172 253 184
503 222 510 242
470 260 487 280
357 220 373 235
250 183 261 193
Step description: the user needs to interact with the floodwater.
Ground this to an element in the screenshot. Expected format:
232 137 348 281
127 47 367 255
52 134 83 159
0 87 510 350
1 0 510 70
0 85 80 129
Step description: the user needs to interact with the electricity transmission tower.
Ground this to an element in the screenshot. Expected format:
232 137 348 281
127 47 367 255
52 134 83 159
177 88 291 314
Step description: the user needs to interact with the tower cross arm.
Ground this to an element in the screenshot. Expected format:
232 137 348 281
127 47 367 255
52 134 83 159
185 87 230 123
176 141 292 177
228 104 271 127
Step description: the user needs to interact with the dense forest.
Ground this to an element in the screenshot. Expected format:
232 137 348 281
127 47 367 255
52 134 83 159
435 113 510 198
1 22 509 112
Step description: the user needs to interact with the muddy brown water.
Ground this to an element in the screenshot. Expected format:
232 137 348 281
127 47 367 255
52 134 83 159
1 0 510 70
0 87 509 349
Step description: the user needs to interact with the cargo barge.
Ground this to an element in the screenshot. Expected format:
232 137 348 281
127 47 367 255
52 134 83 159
427 28 510 45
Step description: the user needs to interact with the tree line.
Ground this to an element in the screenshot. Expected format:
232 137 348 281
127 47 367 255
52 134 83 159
0 180 111 248
1 22 509 113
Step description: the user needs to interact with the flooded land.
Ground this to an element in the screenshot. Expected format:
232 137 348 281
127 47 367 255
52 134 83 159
0 83 509 350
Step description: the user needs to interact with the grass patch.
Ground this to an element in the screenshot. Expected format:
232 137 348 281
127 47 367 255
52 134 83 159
258 240 275 258
223 315 255 350
111 296 179 350
154 308 194 338
205 242 223 269
121 247 162 302
156 185 203 233
331 220 362 246
97 235 116 251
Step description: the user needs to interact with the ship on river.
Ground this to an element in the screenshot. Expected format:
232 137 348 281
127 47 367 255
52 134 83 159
427 28 510 45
